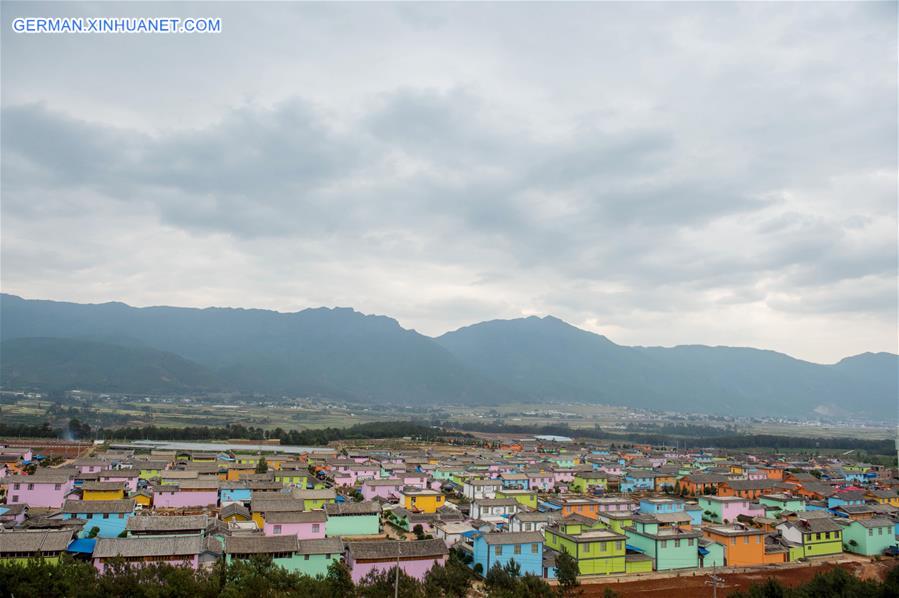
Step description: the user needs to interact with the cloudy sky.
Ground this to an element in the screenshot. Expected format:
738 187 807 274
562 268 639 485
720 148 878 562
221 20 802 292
2 2 896 363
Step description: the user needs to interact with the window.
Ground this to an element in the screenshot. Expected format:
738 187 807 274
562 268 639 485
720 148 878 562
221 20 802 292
273 525 282 535
600 542 607 552
688 539 694 547
11 495 18 502
13 484 20 490
744 536 749 544
312 524 320 533
531 544 538 554
304 555 310 561
27 484 34 490
325 554 331 559
816 533 821 540
616 541 623 551
660 541 666 549
118 513 125 519
495 546 503 556
675 539 681 548
879 528 884 535
869 529 874 537
583 543 591 553
514 545 521 555
54 484 61 490
103 514 109 519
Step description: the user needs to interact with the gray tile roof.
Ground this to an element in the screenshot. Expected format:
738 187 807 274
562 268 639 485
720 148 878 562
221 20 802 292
63 499 135 514
94 535 204 558
0 530 73 553
347 539 448 560
325 502 381 516
125 515 209 532
296 537 344 555
225 535 298 554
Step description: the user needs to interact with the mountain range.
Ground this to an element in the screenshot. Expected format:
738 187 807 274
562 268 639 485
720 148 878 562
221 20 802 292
1 294 895 418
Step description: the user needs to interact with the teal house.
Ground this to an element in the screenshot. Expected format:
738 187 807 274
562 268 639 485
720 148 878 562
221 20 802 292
759 494 805 515
698 539 725 568
839 519 897 556
296 538 344 577
225 535 304 572
61 499 134 538
324 501 380 537
624 516 702 571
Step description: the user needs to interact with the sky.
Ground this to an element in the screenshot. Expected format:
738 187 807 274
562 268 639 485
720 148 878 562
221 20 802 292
1 2 896 364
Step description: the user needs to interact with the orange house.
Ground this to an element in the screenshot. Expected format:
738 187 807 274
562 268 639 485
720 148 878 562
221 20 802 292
757 466 785 481
545 497 602 519
703 525 784 566
718 480 781 500
679 474 728 497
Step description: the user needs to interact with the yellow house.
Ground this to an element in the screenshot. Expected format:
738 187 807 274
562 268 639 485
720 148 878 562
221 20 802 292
131 490 152 508
82 482 125 501
867 490 899 507
226 464 257 481
400 488 446 513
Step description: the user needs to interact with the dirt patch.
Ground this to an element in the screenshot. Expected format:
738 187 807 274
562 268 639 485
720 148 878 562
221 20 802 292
577 560 898 597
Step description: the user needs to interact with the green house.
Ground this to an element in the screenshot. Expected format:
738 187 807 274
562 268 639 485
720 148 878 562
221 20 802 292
225 535 304 572
759 493 805 515
324 502 380 537
776 519 843 559
0 530 72 565
698 539 725 568
624 518 702 571
497 489 538 510
545 526 627 575
597 511 635 534
839 519 897 556
295 538 344 577
570 472 608 494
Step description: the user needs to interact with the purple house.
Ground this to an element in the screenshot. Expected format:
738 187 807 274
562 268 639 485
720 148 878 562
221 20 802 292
345 539 448 582
263 510 327 539
153 479 219 509
6 471 74 508
99 470 140 493
73 459 107 475
361 479 404 501
93 535 203 572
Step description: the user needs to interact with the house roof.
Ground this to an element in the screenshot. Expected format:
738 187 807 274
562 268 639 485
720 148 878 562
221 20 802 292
125 515 208 532
0 530 73 553
63 499 135 514
94 535 204 558
264 511 327 524
251 498 307 512
479 531 545 545
296 537 344 555
225 535 298 555
347 539 448 560
325 502 380 516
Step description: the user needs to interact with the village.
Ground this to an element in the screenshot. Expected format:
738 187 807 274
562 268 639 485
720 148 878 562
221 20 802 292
0 432 897 596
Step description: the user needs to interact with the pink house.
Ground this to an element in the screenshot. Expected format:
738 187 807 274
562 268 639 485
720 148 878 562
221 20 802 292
93 535 203 572
263 510 327 539
401 474 428 489
361 479 404 501
153 480 219 508
346 539 448 582
6 472 74 508
99 471 140 492
74 460 107 475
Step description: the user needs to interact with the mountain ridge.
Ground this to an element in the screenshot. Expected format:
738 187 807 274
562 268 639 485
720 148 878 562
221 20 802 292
1 293 894 417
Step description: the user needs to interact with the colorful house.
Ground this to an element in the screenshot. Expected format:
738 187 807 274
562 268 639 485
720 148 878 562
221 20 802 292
571 472 609 494
776 518 843 559
62 499 135 538
0 530 73 564
225 535 302 571
295 537 344 577
291 489 337 511
624 517 702 570
544 527 626 575
264 510 327 540
699 496 765 524
361 479 404 501
472 531 544 577
82 481 126 501
400 488 446 513
126 514 209 536
838 519 897 556
496 489 537 510
152 480 219 509
6 472 75 508
702 524 782 566
345 539 448 583
93 535 203 572
324 502 380 537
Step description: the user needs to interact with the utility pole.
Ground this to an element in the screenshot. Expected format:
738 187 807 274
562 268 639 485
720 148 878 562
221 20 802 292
705 567 725 598
394 541 401 598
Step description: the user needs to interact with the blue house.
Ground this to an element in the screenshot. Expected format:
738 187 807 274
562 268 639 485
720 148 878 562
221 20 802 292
61 499 134 538
472 531 544 577
827 491 866 509
220 483 252 505
621 472 654 493
639 498 684 515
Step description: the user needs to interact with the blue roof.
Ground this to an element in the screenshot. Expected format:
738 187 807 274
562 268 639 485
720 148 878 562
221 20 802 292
698 547 710 556
67 538 96 554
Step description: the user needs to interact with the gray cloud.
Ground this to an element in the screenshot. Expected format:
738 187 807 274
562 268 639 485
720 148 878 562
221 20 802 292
1 1 895 363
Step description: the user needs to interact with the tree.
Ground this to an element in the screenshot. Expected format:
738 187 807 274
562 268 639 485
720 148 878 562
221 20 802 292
413 524 425 540
555 549 580 597
424 552 473 598
255 456 268 474
87 526 100 538
325 560 354 598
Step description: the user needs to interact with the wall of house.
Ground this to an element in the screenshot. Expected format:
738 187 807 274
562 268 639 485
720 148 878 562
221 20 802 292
349 556 446 583
325 515 379 538
7 481 73 508
263 521 325 540
153 490 218 508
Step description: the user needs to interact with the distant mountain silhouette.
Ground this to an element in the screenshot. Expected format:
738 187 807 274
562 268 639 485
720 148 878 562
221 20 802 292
1 294 895 418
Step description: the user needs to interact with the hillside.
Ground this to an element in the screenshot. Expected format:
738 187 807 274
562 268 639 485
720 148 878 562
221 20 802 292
0 337 219 393
1 294 895 417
